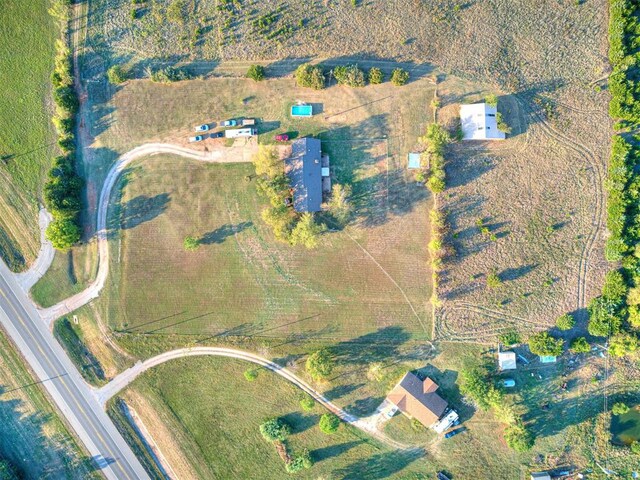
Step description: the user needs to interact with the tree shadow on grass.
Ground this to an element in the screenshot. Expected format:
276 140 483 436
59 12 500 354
199 221 252 245
324 383 365 401
107 193 170 237
310 440 364 463
281 412 319 434
330 326 413 366
346 396 386 417
335 449 424 480
499 264 538 283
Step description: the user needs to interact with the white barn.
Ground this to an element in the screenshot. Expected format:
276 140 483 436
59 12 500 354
498 351 517 371
460 103 506 140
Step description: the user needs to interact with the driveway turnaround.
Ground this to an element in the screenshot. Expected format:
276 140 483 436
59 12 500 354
38 143 258 325
0 260 150 480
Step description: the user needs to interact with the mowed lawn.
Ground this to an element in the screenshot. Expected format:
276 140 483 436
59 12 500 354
0 331 97 479
0 0 57 270
105 153 431 345
117 356 431 480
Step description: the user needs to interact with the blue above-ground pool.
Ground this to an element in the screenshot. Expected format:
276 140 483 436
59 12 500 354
291 104 313 117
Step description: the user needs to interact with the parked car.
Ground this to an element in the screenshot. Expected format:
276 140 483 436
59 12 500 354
437 473 451 480
210 131 224 138
444 427 466 439
195 124 209 132
503 379 516 388
275 133 289 142
222 119 237 127
189 135 204 142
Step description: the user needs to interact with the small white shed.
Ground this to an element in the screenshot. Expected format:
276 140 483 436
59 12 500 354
460 103 506 140
498 351 517 371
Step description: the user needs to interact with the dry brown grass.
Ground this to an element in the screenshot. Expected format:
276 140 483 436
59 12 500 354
88 0 607 92
434 72 611 343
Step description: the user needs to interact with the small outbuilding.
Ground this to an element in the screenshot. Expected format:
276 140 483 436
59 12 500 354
539 355 557 364
407 152 421 170
460 102 506 140
530 472 551 480
498 351 517 371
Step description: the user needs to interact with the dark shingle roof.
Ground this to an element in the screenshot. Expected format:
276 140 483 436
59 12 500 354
286 138 322 212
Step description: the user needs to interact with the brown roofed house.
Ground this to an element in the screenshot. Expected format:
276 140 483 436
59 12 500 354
386 372 448 427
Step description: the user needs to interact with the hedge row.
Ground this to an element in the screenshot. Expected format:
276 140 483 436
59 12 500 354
608 0 640 125
44 0 83 250
584 0 640 355
423 122 452 305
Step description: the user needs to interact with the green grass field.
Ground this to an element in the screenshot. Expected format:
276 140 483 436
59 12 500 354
31 241 98 307
0 329 98 479
117 355 433 479
0 0 57 271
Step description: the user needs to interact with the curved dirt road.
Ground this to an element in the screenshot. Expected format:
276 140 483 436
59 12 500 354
94 346 414 451
38 143 253 325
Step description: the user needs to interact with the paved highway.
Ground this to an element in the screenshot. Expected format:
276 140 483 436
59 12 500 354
0 260 149 479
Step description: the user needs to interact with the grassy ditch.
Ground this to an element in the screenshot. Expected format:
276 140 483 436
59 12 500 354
106 398 165 480
53 317 105 385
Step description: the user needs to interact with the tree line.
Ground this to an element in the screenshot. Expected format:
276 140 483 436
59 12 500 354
44 0 83 250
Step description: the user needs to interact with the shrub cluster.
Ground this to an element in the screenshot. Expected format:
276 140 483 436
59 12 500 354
145 66 193 84
459 364 535 451
246 64 265 81
421 123 450 194
45 1 83 250
294 64 325 90
608 0 640 125
107 65 128 85
333 64 366 87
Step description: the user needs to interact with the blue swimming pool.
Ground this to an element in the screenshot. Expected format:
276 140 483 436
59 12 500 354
291 104 313 117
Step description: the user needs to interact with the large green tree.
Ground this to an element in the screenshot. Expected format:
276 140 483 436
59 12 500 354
528 332 563 357
319 413 340 434
294 64 325 90
46 218 81 250
290 213 326 249
253 145 281 179
259 418 290 442
305 349 334 380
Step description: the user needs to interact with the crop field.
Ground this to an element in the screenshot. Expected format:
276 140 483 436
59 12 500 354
0 329 98 479
0 0 57 271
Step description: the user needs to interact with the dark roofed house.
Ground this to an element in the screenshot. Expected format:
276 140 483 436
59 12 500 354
386 372 448 427
286 137 323 212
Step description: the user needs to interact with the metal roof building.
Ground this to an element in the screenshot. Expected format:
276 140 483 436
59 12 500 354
460 103 506 140
498 351 517 370
286 137 323 212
